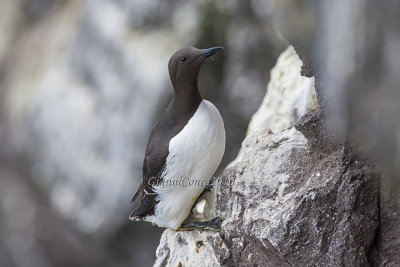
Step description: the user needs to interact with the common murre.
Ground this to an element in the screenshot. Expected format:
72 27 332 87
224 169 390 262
129 46 225 230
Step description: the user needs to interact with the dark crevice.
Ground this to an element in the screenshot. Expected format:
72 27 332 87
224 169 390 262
367 177 382 267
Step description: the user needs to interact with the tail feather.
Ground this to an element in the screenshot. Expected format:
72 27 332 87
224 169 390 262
129 181 157 220
129 212 142 221
130 181 143 204
129 182 145 221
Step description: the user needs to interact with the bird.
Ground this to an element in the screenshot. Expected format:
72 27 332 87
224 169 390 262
129 46 225 230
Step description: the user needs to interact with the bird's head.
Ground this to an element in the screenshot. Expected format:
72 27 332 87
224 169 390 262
168 46 223 91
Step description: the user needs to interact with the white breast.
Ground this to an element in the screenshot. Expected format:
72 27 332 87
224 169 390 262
144 100 225 229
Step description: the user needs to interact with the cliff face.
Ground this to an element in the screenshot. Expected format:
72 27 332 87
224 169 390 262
216 116 379 266
154 47 400 266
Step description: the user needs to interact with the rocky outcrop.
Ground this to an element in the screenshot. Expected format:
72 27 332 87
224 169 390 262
219 117 380 267
230 45 318 166
246 45 318 135
153 47 400 266
155 115 380 266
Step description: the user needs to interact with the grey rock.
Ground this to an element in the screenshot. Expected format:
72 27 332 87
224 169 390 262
369 177 400 266
230 45 318 167
247 45 318 135
155 108 384 266
218 121 380 266
154 229 230 267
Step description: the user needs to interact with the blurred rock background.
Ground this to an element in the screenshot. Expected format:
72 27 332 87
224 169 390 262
1 0 399 266
0 0 287 266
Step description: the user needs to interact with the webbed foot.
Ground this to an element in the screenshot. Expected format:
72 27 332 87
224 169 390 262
177 217 223 232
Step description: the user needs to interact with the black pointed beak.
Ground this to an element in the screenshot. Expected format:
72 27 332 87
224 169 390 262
201 46 224 58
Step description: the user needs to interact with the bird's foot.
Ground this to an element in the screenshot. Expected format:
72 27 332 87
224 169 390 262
177 217 223 232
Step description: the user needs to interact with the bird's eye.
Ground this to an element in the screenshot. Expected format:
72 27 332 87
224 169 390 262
180 57 186 62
